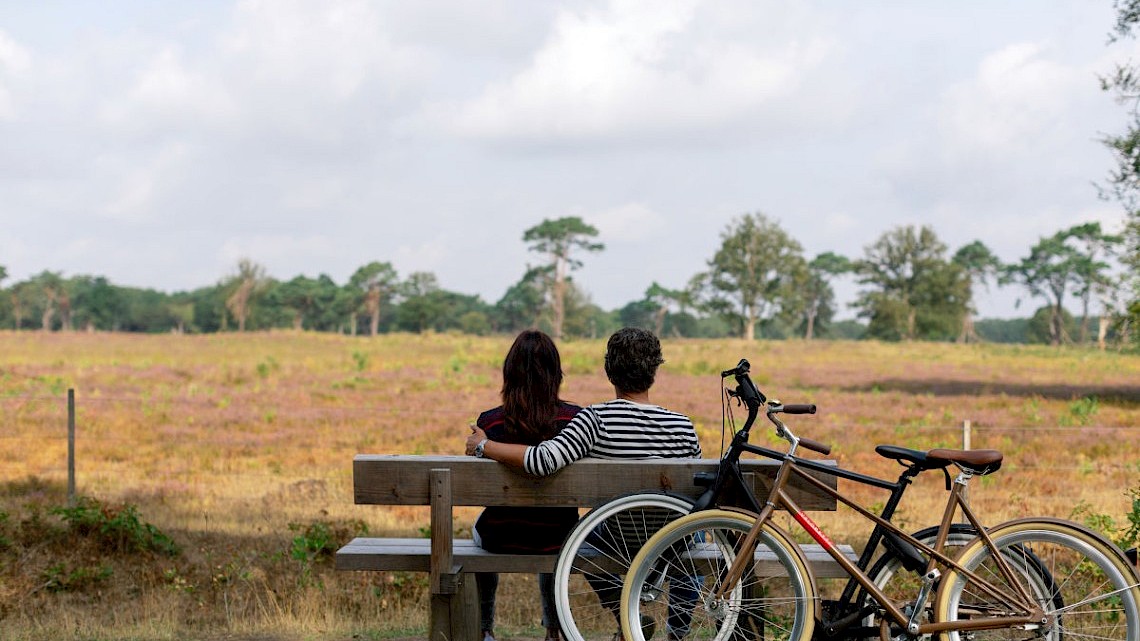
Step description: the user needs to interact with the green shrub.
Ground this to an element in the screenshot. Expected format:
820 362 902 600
52 496 180 556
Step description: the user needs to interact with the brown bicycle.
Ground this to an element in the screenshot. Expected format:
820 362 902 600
619 359 1140 641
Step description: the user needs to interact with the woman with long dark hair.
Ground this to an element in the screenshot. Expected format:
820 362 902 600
470 329 581 641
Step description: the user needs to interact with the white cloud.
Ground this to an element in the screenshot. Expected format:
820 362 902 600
0 29 31 120
425 0 834 146
940 42 1084 156
588 202 666 243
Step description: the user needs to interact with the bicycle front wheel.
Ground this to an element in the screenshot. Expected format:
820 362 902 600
619 509 817 641
934 517 1140 641
554 492 693 641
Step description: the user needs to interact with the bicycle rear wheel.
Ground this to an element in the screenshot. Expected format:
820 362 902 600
554 492 693 641
619 509 816 641
862 523 1058 637
935 517 1140 641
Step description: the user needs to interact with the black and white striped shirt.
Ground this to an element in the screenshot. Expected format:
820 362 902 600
523 399 701 476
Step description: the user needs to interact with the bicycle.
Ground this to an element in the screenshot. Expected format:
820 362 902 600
618 359 1140 641
553 360 1055 641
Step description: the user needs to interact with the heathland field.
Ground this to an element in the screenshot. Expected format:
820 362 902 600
1 331 1138 640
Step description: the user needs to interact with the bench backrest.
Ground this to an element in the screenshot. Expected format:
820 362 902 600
353 455 837 510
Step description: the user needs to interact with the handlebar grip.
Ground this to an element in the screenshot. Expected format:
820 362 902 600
782 404 817 415
798 437 832 456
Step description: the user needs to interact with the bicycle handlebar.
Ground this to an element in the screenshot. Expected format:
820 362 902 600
781 404 817 415
722 359 831 456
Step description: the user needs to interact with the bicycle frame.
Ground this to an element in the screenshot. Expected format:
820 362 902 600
713 421 1047 638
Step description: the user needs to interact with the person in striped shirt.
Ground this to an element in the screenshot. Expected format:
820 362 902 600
467 326 701 640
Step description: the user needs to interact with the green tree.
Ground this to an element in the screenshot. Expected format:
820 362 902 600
952 241 1003 343
396 272 443 333
797 251 851 340
1064 222 1122 344
522 217 604 340
705 213 806 340
222 259 269 332
348 261 399 336
854 225 968 341
1101 1 1140 336
494 266 551 333
272 275 324 330
70 276 126 331
1005 232 1083 346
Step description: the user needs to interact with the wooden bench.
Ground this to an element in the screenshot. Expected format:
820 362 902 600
337 455 848 641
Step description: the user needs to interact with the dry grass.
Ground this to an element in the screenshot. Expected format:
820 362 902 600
1 330 1138 640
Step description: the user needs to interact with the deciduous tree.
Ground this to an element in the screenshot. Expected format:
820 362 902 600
522 217 604 340
349 261 398 336
797 252 851 340
705 213 806 340
223 259 268 332
952 241 1002 343
854 225 968 341
1005 233 1083 346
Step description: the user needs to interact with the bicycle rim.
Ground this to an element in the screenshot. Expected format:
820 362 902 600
936 519 1140 641
554 493 693 641
620 509 816 641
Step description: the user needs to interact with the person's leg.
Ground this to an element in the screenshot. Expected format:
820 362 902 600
475 572 499 639
539 572 561 639
664 574 698 640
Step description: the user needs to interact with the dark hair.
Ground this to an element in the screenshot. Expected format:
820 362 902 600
604 327 665 395
501 329 564 443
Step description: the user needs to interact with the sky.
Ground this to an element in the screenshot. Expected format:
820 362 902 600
1 0 1137 320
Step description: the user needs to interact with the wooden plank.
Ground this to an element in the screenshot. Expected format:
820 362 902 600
353 456 837 511
429 469 454 595
336 537 856 578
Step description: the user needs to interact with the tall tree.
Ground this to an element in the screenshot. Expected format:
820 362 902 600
1005 232 1083 346
223 259 268 332
1101 1 1140 336
797 252 851 340
396 271 443 333
952 241 1002 343
1063 222 1122 343
644 282 681 337
522 217 604 340
273 275 323 330
349 261 399 336
705 213 806 340
494 266 551 333
854 225 968 341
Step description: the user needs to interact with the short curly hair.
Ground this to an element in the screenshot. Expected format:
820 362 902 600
604 327 665 395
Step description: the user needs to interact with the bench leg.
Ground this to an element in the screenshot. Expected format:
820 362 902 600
430 571 479 641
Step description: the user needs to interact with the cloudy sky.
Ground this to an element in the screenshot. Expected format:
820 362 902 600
1 0 1136 319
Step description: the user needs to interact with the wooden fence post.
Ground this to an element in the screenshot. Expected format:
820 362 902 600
962 420 971 451
68 388 76 507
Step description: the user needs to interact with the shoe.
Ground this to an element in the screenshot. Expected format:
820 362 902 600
545 628 562 641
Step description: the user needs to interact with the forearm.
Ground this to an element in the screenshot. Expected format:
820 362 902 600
481 440 528 468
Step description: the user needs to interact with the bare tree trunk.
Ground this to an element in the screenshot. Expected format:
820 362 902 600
804 309 816 341
744 307 756 341
654 307 666 337
1097 315 1110 351
958 313 976 344
906 307 917 341
552 272 566 340
293 313 303 331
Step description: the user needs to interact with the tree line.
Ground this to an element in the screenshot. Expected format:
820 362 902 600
0 214 1135 347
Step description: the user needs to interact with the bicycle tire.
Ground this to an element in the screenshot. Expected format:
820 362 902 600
619 509 816 641
554 492 693 641
935 517 1140 641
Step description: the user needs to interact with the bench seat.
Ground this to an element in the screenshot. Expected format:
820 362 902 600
337 536 857 578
